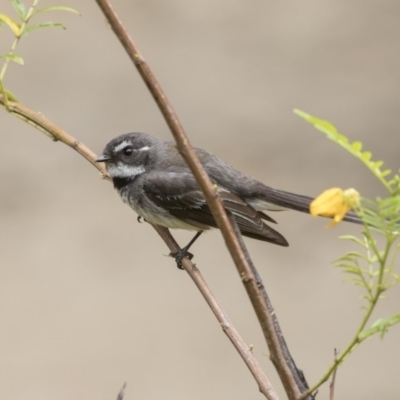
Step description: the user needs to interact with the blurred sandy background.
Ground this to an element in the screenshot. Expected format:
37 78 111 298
1 1 400 399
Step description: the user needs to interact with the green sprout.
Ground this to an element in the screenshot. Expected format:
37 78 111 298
296 109 400 398
0 0 79 107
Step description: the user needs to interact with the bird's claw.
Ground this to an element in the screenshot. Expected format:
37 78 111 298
170 249 194 269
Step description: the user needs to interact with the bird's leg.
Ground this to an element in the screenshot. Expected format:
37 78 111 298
170 231 203 269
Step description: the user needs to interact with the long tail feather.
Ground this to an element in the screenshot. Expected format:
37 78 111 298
264 188 362 225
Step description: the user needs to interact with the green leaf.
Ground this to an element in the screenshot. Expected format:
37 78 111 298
361 315 400 339
346 251 371 261
381 169 392 178
351 141 363 152
362 151 372 161
32 6 80 17
373 160 384 169
352 280 369 288
0 13 21 36
294 109 394 192
10 0 26 20
315 121 338 135
1 88 19 102
339 235 367 248
0 53 24 65
340 269 363 277
21 22 66 36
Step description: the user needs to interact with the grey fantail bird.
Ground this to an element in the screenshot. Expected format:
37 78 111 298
96 132 360 265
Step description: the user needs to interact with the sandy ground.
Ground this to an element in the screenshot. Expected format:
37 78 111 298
1 1 400 399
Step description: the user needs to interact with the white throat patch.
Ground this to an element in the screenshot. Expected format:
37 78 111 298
107 162 145 179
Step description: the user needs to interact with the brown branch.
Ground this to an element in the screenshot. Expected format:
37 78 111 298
2 100 108 179
93 2 310 399
226 213 312 399
0 95 279 400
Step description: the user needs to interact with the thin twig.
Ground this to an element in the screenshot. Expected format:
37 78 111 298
329 349 338 400
116 382 127 400
0 95 279 400
0 99 107 178
93 2 309 399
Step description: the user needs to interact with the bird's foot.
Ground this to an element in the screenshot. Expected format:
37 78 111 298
170 248 194 269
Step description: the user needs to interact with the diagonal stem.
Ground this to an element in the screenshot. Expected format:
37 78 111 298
226 213 313 399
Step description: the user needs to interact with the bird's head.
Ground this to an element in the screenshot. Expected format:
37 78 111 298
96 132 157 180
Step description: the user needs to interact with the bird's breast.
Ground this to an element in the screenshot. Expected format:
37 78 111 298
117 186 203 231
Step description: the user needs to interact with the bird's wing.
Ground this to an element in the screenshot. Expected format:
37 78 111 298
142 171 288 246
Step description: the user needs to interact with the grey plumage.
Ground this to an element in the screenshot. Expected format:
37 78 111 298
97 132 360 247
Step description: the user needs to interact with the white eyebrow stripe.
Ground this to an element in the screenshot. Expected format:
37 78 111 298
107 163 145 178
114 140 132 153
138 146 150 151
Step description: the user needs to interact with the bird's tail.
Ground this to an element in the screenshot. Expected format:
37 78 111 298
262 187 362 225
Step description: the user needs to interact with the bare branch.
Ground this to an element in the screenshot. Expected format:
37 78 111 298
116 382 126 400
226 213 312 399
0 98 108 179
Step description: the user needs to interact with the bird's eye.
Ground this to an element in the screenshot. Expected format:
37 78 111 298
123 147 134 156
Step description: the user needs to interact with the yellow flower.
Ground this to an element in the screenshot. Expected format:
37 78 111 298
310 188 360 227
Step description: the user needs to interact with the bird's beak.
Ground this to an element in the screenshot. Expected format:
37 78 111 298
96 154 112 163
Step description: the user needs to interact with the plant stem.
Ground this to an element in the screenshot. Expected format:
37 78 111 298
0 0 39 108
300 226 394 399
